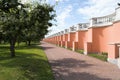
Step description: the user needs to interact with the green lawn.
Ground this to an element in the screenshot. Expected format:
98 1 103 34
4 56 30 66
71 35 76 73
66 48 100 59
0 44 54 80
88 53 108 61
75 49 84 54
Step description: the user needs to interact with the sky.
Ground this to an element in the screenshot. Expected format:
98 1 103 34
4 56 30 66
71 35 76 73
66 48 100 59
21 0 120 36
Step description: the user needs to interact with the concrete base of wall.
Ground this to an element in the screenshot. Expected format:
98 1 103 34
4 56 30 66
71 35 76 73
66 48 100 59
65 41 68 48
117 58 120 69
84 51 88 55
107 58 118 65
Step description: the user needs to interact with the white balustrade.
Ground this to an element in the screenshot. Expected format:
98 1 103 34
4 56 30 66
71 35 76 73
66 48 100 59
69 26 77 32
58 32 61 35
76 23 89 31
115 7 120 21
64 29 69 34
60 31 64 35
90 13 116 27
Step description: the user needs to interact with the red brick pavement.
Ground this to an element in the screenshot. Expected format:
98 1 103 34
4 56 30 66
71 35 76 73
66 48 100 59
41 42 120 80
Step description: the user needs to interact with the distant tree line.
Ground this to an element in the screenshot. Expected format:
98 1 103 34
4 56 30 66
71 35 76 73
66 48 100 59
0 0 56 57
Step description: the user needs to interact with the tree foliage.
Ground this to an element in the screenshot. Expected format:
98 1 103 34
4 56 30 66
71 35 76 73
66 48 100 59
0 0 56 57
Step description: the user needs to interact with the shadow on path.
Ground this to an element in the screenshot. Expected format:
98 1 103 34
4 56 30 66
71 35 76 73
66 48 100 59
41 42 120 80
42 46 54 50
50 58 111 80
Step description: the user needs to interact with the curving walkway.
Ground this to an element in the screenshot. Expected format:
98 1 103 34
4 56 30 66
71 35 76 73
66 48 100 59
41 41 120 80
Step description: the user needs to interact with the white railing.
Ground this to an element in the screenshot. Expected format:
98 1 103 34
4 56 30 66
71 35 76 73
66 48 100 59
76 23 89 30
90 13 116 27
54 33 56 36
64 29 69 34
115 7 120 21
58 32 61 35
69 26 77 32
60 31 64 35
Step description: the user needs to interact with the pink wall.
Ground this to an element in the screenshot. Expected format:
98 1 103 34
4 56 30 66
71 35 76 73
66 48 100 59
77 31 88 49
43 21 120 59
92 26 110 52
91 22 120 58
61 35 63 41
65 34 68 41
68 32 76 48
112 22 120 42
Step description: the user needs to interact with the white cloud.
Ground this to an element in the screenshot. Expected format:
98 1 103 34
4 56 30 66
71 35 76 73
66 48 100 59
57 5 72 28
47 5 73 35
78 0 120 19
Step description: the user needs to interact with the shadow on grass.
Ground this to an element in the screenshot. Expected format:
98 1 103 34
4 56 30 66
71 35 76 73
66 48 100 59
0 45 54 80
0 46 11 60
0 46 10 52
0 45 42 60
50 58 111 80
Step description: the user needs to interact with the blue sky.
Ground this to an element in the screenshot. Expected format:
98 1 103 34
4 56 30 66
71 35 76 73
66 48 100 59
21 0 120 36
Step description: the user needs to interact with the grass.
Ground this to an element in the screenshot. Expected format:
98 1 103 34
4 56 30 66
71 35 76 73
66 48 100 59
0 43 54 80
75 49 84 54
75 49 107 61
67 48 72 51
88 53 108 61
61 46 65 48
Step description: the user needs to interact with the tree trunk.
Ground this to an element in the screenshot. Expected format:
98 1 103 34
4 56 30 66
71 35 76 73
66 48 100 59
28 40 31 46
0 40 1 44
10 39 16 57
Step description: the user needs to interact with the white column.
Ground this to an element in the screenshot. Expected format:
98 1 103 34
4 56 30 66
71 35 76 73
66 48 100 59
115 7 120 21
76 24 80 31
117 45 120 69
72 41 75 51
90 18 93 27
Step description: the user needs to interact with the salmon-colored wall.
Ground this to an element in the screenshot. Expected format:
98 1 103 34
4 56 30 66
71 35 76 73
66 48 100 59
91 22 120 57
43 21 120 59
57 36 60 41
108 44 119 59
70 32 76 48
87 28 93 42
112 22 120 42
61 35 63 41
92 26 110 52
65 34 68 41
69 32 76 41
77 31 88 49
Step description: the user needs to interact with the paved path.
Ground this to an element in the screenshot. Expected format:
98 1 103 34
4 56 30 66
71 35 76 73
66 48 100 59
41 42 120 80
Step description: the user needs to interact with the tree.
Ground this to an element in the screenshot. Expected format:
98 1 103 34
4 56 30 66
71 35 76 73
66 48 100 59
23 3 56 46
0 0 56 57
118 3 120 6
0 0 28 57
